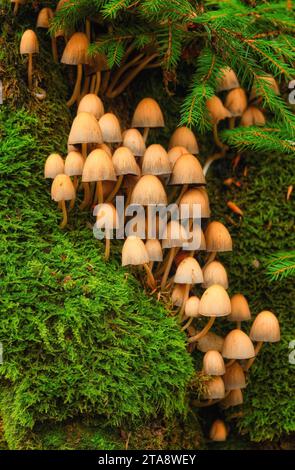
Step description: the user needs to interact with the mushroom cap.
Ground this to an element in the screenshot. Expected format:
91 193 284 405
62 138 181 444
85 52 109 74
44 153 64 179
206 96 231 123
162 220 189 249
170 153 205 186
131 175 167 206
199 284 231 317
174 256 203 285
123 128 146 156
250 75 280 100
225 87 248 117
112 146 140 176
132 97 164 128
68 112 103 145
183 224 206 252
197 331 224 353
228 294 251 322
202 261 228 290
220 389 243 409
20 29 39 54
94 202 119 231
179 187 210 219
96 143 112 157
56 0 69 10
217 67 240 92
250 310 280 343
240 106 266 127
64 151 84 176
168 127 199 155
222 329 255 359
98 113 122 143
204 376 225 400
82 149 116 183
122 236 149 266
167 146 189 167
145 239 163 262
51 174 75 201
184 296 200 318
36 7 53 28
61 32 89 65
203 350 225 376
77 94 104 120
223 362 246 391
205 221 233 252
210 420 227 441
171 284 187 307
142 144 171 176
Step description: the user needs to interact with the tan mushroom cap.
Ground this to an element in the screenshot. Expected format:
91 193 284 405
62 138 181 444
204 376 225 399
225 87 247 117
36 7 53 28
122 236 149 266
123 128 146 157
44 153 64 179
222 329 255 359
98 113 122 143
82 149 116 183
61 32 89 65
96 143 112 157
20 29 39 54
94 203 119 231
170 153 205 186
167 146 189 167
197 331 224 353
216 67 240 92
174 256 203 285
202 261 228 290
171 284 187 307
179 187 210 219
64 151 84 177
162 220 189 249
142 144 171 176
145 239 163 262
228 294 251 322
205 221 233 252
131 175 167 206
241 106 266 127
210 420 227 442
250 310 280 343
68 112 103 145
77 94 104 120
206 96 231 123
183 224 206 252
199 284 231 317
112 146 140 176
223 362 246 391
250 75 280 100
132 97 164 128
220 389 243 409
184 296 200 318
51 174 75 201
203 350 225 376
168 127 199 155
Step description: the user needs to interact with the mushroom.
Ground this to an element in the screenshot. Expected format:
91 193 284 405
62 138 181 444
204 376 225 400
247 310 280 369
142 144 171 177
223 362 246 391
197 331 224 353
122 236 156 289
228 293 251 328
64 151 84 208
145 239 163 272
217 67 240 92
205 221 233 264
98 113 122 146
82 149 116 205
250 75 279 101
85 52 109 96
44 153 64 179
220 389 243 409
122 128 146 157
11 0 25 15
182 224 206 256
131 175 167 206
209 420 228 441
240 106 265 127
222 329 255 360
169 153 206 203
61 32 89 107
161 220 189 290
179 188 210 219
94 203 119 260
20 30 39 89
36 7 58 62
107 146 140 202
171 284 187 308
167 146 189 168
206 96 231 148
77 94 105 120
202 261 228 289
132 97 165 143
225 87 247 128
203 350 225 376
168 127 199 155
51 174 75 228
174 256 203 317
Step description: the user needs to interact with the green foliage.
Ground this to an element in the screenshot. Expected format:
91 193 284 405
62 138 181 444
265 251 295 281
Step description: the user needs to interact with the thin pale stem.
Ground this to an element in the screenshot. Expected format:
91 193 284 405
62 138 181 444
203 151 225 177
60 200 68 229
175 184 188 206
106 175 123 202
28 53 33 89
67 63 83 107
188 316 216 343
13 2 19 15
94 71 101 95
229 116 236 130
181 316 193 331
97 180 104 204
107 53 144 93
90 74 96 93
161 247 176 290
213 122 226 150
80 76 90 100
86 18 91 41
143 127 149 143
51 36 58 63
143 263 156 290
179 283 190 318
69 175 78 210
245 341 263 370
105 238 111 261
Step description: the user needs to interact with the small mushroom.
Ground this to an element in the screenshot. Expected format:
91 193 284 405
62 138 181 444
174 256 203 317
123 129 146 157
203 350 225 376
142 144 171 177
107 146 140 202
216 67 240 92
94 203 119 260
182 295 200 331
161 221 189 290
247 310 280 369
77 94 105 120
240 106 265 127
82 149 116 205
204 376 225 400
202 261 228 290
51 174 75 228
20 30 39 89
179 187 210 219
132 97 165 143
220 389 243 409
205 221 233 264
98 113 122 145
209 420 228 441
225 87 247 128
222 329 255 360
36 8 58 62
206 96 231 148
11 0 26 15
167 146 189 168
64 151 84 208
169 153 206 203
228 293 251 327
169 127 199 155
131 175 167 206
122 236 156 289
223 362 246 391
44 153 64 179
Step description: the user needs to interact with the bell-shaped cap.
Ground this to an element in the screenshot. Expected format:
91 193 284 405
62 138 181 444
170 153 205 186
209 420 227 441
44 153 64 179
112 146 140 176
51 174 75 201
96 143 112 157
142 144 171 176
241 106 265 127
167 146 189 167
20 29 39 54
122 236 149 266
250 310 280 343
36 7 53 28
98 113 122 143
206 96 231 123
199 284 231 317
222 329 255 359
82 149 116 183
77 94 104 120
132 97 164 128
68 112 103 145
169 127 199 155
145 239 163 262
217 67 240 92
204 376 225 399
123 128 146 156
229 294 251 322
223 362 246 391
61 32 89 65
184 296 200 318
171 284 186 307
162 220 189 249
220 389 243 409
250 75 279 100
197 332 224 353
205 221 232 252
174 256 203 285
203 350 225 376
179 188 210 219
183 224 206 252
64 151 84 176
225 88 247 117
94 203 119 232
202 261 228 290
131 175 167 206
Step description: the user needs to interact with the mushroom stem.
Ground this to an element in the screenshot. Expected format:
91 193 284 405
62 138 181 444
175 184 188 206
203 150 225 176
90 74 96 93
143 127 149 143
28 53 33 89
245 341 263 370
60 200 68 229
67 63 83 107
94 72 101 95
149 261 154 272
229 117 236 130
161 247 176 290
179 283 190 318
213 122 226 150
69 176 78 210
105 237 111 261
80 76 90 100
143 263 156 289
236 321 242 330
13 2 19 15
79 182 91 210
225 359 236 368
188 316 216 343
205 251 217 267
181 316 193 331
51 36 58 63
97 180 104 204
106 175 123 202
85 18 91 41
